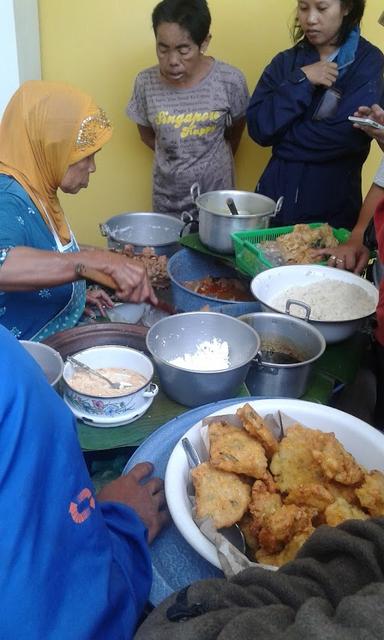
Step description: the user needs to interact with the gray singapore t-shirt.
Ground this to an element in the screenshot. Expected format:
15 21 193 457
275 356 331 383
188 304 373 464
126 59 249 217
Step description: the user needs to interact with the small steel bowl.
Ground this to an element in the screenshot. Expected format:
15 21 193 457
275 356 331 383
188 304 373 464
20 340 64 388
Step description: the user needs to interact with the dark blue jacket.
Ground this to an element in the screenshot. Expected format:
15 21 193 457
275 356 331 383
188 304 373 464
247 37 384 229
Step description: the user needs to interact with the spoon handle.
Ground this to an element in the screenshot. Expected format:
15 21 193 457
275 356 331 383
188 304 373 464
226 197 239 216
182 437 201 468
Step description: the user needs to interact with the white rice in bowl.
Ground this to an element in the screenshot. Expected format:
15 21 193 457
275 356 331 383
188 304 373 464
270 278 377 322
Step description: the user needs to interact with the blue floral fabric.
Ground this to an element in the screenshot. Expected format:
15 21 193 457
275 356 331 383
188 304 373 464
0 175 86 340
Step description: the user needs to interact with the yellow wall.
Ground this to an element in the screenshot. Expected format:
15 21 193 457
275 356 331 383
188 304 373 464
38 0 384 246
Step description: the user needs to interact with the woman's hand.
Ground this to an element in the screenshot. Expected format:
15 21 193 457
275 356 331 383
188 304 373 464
352 104 384 148
313 240 370 274
97 462 170 544
104 252 158 305
78 249 158 306
84 288 114 318
301 61 338 87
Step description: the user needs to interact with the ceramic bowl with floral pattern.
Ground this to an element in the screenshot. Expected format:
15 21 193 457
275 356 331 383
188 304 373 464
62 345 158 418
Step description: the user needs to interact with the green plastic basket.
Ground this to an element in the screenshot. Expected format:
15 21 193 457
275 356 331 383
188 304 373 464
231 223 351 277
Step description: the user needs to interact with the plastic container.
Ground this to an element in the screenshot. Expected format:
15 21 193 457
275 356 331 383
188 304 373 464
232 224 351 277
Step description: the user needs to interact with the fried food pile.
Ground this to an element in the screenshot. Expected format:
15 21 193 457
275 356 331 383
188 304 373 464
191 403 384 567
112 244 169 288
272 223 339 265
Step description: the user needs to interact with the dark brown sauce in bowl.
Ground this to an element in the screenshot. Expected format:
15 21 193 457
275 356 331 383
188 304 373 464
183 276 253 302
260 349 303 365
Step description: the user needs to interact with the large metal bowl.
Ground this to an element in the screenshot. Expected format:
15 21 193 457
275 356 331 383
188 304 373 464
100 212 185 256
250 265 379 344
192 184 282 254
146 311 260 407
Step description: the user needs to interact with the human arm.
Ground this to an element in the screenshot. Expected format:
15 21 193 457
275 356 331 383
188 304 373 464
0 246 158 304
225 117 246 156
137 124 156 151
136 518 384 640
0 327 158 638
351 104 384 152
314 182 383 273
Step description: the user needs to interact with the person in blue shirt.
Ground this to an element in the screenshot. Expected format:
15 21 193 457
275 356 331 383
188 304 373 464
247 0 384 230
0 324 168 639
0 81 157 342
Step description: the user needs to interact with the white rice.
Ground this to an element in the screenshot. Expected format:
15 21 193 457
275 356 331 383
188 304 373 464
169 338 230 371
270 278 376 321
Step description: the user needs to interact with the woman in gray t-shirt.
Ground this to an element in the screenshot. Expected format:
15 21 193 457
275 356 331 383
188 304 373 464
126 0 249 218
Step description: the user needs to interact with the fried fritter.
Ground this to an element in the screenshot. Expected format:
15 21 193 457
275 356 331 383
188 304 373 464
209 421 268 478
256 527 315 567
356 470 384 516
192 462 251 529
284 483 334 512
236 403 279 459
324 497 368 527
258 504 314 554
312 434 364 486
248 479 282 538
270 424 328 492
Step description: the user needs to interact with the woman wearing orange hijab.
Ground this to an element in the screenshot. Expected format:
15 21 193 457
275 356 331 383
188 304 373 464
0 81 156 341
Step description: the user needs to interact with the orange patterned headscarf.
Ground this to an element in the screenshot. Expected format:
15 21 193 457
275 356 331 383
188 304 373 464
0 80 112 243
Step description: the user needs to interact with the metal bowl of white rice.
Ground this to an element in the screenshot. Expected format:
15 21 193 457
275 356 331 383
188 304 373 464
250 265 379 344
146 311 260 407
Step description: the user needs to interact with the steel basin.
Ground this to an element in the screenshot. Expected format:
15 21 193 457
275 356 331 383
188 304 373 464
146 311 260 407
250 265 379 344
100 212 185 256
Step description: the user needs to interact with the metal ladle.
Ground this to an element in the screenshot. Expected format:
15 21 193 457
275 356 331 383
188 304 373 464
226 197 240 216
67 355 132 390
182 437 246 554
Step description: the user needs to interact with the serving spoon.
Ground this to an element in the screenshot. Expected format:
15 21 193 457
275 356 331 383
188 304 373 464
226 197 240 216
67 355 132 390
182 437 246 554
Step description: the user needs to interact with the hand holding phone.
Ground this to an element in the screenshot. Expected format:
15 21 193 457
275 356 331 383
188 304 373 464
348 115 384 130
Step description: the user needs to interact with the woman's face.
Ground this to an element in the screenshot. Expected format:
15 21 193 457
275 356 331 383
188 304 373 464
155 22 208 85
297 0 350 51
60 152 97 194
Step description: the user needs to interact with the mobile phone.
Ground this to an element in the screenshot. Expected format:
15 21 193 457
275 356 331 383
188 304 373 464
348 115 384 130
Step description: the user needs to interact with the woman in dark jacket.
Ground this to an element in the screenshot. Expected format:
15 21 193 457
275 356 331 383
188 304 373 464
247 0 384 230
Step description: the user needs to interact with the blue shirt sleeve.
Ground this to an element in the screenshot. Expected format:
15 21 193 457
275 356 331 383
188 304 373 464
0 326 152 640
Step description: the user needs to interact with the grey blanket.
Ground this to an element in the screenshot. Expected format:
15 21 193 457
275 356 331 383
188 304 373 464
136 518 384 639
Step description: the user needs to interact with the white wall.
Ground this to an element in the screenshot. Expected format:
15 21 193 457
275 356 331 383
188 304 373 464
0 0 41 117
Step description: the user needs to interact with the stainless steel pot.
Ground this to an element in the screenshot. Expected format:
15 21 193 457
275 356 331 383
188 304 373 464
146 311 260 407
191 183 283 254
239 312 326 398
100 212 185 257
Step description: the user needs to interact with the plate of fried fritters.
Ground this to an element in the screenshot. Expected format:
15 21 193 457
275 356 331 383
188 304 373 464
164 399 384 569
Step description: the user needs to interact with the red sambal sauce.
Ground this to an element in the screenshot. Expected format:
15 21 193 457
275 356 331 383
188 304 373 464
183 276 254 301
